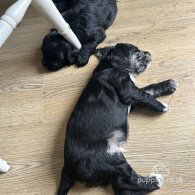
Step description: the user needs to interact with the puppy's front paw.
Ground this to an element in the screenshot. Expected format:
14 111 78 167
154 79 178 97
76 51 90 67
162 102 170 112
166 79 178 93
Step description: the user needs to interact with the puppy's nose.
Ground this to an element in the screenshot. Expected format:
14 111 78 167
144 51 151 61
144 51 151 57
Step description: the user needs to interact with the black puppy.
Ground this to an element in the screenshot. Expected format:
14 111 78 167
58 43 178 195
42 0 117 71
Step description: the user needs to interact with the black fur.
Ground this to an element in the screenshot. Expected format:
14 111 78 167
57 43 177 195
53 0 71 12
42 0 117 71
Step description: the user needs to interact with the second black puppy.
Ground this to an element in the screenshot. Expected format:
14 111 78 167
42 0 117 71
57 43 178 195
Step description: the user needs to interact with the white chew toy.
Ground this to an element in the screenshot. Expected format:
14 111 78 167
0 158 10 173
0 0 81 49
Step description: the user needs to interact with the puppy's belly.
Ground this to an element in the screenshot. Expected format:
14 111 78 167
107 130 126 155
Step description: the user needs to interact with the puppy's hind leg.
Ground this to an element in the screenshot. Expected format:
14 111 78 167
110 156 163 193
57 166 75 195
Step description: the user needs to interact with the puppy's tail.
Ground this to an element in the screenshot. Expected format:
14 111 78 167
95 46 114 60
57 166 75 195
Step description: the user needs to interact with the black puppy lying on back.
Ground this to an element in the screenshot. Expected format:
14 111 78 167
42 0 117 71
58 43 177 195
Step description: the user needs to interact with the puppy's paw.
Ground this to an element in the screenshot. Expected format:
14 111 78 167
162 102 170 112
166 79 178 93
76 51 90 67
153 79 178 97
142 173 164 192
149 173 164 188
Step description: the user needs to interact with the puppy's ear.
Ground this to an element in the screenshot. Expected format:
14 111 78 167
95 46 113 60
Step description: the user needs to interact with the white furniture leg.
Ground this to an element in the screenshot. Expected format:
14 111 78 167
31 0 81 49
0 0 32 48
0 158 10 173
0 0 81 49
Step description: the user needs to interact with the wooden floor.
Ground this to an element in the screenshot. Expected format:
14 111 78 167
0 0 195 194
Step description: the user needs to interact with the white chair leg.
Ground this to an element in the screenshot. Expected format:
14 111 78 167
31 0 81 49
0 0 32 48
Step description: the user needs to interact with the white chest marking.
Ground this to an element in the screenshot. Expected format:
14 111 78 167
127 105 131 114
129 74 136 84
